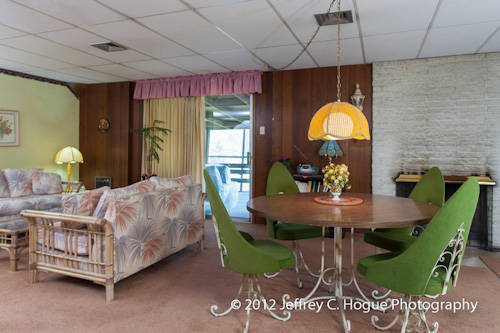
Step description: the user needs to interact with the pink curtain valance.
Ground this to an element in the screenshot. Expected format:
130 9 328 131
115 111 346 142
133 70 262 100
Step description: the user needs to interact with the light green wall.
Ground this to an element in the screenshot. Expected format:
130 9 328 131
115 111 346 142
0 73 79 180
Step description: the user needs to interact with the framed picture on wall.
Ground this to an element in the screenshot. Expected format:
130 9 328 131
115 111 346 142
0 110 19 147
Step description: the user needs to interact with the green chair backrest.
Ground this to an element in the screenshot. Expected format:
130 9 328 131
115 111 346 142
266 162 300 195
204 170 280 274
409 167 445 207
265 162 300 237
366 177 479 295
386 167 445 236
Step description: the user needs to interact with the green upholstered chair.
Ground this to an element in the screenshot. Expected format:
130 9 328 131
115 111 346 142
364 167 445 253
204 170 294 332
357 177 479 332
265 162 327 288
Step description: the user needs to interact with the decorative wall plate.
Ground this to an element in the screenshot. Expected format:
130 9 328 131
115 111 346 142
98 118 110 132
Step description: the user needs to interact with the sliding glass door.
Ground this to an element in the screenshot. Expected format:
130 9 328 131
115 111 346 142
204 94 251 221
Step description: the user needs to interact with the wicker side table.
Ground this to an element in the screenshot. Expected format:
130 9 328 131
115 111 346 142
0 219 29 271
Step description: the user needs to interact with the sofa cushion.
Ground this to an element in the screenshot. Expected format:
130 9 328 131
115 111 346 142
216 165 231 184
3 168 42 197
149 175 193 191
204 166 223 192
62 187 109 228
37 228 88 256
92 181 155 218
0 194 62 217
0 171 9 198
32 172 62 195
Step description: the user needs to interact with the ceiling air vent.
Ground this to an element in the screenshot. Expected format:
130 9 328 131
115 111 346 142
91 42 127 52
314 10 353 26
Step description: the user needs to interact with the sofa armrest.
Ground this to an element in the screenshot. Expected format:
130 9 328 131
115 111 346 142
21 209 115 296
21 209 109 228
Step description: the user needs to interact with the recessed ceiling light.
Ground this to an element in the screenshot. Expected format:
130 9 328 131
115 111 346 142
91 42 127 52
314 10 353 26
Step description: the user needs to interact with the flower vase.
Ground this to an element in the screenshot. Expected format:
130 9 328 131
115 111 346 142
330 184 342 201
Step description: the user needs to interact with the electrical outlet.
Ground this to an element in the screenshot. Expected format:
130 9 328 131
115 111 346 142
259 126 265 135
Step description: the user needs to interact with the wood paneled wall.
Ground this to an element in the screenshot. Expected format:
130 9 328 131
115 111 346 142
76 82 143 189
252 65 372 222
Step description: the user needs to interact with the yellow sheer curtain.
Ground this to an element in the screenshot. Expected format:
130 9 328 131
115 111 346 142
142 97 205 184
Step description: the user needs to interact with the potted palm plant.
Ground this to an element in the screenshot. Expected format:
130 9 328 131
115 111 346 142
133 120 171 180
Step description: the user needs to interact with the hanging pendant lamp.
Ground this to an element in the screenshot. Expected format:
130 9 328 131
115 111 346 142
307 0 370 142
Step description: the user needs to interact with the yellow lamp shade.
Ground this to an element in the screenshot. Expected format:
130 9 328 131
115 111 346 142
308 102 370 141
55 146 84 164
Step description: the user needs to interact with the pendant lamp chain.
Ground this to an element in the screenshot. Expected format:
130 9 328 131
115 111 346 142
336 0 341 102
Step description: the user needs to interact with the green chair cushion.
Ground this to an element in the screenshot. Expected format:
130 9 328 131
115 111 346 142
274 222 323 240
357 252 399 277
364 231 417 252
248 239 295 270
357 252 446 295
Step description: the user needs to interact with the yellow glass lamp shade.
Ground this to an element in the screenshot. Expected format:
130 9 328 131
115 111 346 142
308 102 370 141
55 146 83 181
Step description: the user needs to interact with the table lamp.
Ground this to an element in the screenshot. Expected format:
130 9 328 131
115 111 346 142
55 146 83 181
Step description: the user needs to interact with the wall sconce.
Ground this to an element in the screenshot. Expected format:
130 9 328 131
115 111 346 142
350 83 365 112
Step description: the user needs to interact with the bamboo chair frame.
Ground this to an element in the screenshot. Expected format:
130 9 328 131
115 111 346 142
20 193 207 303
22 210 115 302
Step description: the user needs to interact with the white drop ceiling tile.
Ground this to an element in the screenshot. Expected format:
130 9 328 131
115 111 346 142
87 20 192 58
204 49 267 71
421 22 499 58
259 0 359 48
40 28 151 62
434 0 500 28
124 59 191 77
0 24 25 40
254 44 316 69
481 29 500 53
25 70 97 83
308 38 364 66
20 0 124 26
1 35 110 67
89 63 153 80
199 0 295 49
357 0 438 36
0 58 44 73
0 0 71 33
0 45 70 69
138 11 241 54
365 30 426 63
164 55 228 74
186 0 257 8
57 67 127 82
99 0 188 18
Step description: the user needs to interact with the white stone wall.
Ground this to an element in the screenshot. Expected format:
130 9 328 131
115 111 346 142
372 52 500 247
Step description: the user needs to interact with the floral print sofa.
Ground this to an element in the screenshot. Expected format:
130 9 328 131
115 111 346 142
21 176 205 302
0 168 64 224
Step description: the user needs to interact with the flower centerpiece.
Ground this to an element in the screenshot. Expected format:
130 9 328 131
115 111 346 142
322 163 351 201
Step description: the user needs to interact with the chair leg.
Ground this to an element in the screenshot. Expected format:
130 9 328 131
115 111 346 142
292 241 303 289
372 295 439 333
210 274 291 332
400 295 411 333
105 281 114 303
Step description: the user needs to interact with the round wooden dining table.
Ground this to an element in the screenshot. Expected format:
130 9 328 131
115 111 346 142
247 192 440 333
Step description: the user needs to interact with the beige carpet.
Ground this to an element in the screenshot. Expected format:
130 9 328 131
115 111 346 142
480 256 500 279
0 221 499 333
